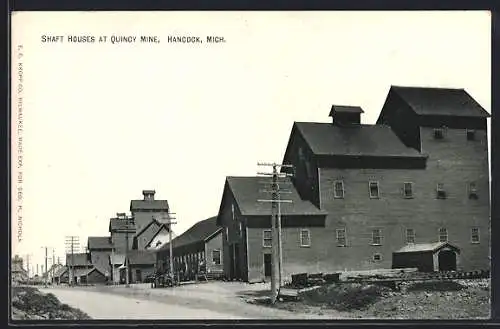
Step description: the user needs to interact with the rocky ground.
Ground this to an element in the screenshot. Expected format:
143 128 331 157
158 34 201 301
11 286 91 320
247 279 490 319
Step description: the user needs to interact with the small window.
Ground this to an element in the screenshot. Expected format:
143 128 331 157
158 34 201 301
466 129 476 141
406 228 415 244
373 253 382 262
436 183 447 199
263 230 272 247
469 182 478 199
434 128 444 139
372 229 382 245
403 182 413 198
238 222 243 236
212 250 221 265
300 229 311 247
334 180 344 199
225 227 229 241
336 228 347 247
369 181 380 199
439 228 448 242
471 227 480 244
231 204 236 220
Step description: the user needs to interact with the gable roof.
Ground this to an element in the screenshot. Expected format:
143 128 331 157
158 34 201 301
130 200 169 211
394 242 461 254
74 267 105 277
294 122 425 158
65 253 91 267
109 218 136 233
88 236 113 250
53 266 68 278
390 86 490 118
158 216 222 251
224 176 327 217
128 250 156 265
145 225 174 250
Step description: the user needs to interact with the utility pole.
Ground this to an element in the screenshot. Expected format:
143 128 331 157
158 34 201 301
65 236 80 286
257 162 294 304
155 212 177 284
114 214 135 287
41 246 49 286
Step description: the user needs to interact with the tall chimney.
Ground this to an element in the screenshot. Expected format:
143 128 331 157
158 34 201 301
143 190 156 201
329 105 364 125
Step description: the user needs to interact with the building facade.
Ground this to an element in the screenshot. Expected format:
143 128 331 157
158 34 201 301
130 190 170 234
87 236 113 277
155 216 224 280
217 86 490 282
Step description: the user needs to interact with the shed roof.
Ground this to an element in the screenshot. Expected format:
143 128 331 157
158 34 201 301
88 236 113 250
65 253 91 266
294 122 425 158
158 216 221 251
225 176 327 216
128 250 156 265
130 200 169 211
329 105 364 116
109 218 136 233
390 86 490 118
394 242 460 254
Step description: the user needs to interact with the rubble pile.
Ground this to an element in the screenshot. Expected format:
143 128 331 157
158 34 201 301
11 287 91 320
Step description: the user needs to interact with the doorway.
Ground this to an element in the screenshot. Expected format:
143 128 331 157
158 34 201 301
438 250 457 271
264 254 272 277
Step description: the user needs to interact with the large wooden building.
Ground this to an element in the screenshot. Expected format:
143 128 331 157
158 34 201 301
217 86 490 282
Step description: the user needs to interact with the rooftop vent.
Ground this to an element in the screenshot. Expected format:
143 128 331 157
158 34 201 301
143 190 156 201
329 105 364 125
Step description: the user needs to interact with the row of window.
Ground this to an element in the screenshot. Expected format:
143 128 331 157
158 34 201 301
261 227 481 248
333 181 479 199
167 250 222 266
434 127 476 141
433 128 477 141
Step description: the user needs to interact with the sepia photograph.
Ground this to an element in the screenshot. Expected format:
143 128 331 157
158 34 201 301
10 10 491 321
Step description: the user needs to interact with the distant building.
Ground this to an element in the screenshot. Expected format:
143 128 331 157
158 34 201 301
109 213 136 253
217 86 490 282
87 236 113 278
11 255 28 284
155 216 224 280
130 190 170 234
53 266 69 284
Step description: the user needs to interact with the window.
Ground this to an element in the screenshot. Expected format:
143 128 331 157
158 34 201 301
212 250 221 265
263 230 272 247
231 204 236 221
300 229 311 247
403 182 413 198
466 129 476 141
471 228 480 244
238 222 243 236
439 228 448 242
436 183 447 199
406 228 415 244
372 229 382 245
225 227 229 241
336 229 347 247
369 181 379 198
373 253 382 262
434 128 444 139
334 180 344 199
469 182 478 199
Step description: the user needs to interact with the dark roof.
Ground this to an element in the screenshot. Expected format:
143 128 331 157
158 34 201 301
158 217 221 251
225 176 327 216
88 236 113 250
130 200 169 211
295 122 425 158
329 105 364 116
74 267 105 277
65 253 91 266
53 266 68 277
128 250 156 265
109 218 136 233
390 86 490 118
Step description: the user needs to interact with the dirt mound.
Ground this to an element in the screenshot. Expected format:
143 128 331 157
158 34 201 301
300 283 391 311
11 286 91 320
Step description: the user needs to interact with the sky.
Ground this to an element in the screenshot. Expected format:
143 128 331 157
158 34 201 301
11 11 491 273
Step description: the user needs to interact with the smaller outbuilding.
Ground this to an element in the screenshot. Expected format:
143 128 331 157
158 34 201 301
392 242 461 272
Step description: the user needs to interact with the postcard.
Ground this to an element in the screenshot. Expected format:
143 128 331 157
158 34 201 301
10 10 491 321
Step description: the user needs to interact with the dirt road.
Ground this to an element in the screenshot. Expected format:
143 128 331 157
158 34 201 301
39 288 244 319
40 283 334 319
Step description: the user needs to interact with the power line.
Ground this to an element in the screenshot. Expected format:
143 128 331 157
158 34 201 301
257 162 294 304
65 236 80 286
154 212 177 284
113 214 135 287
